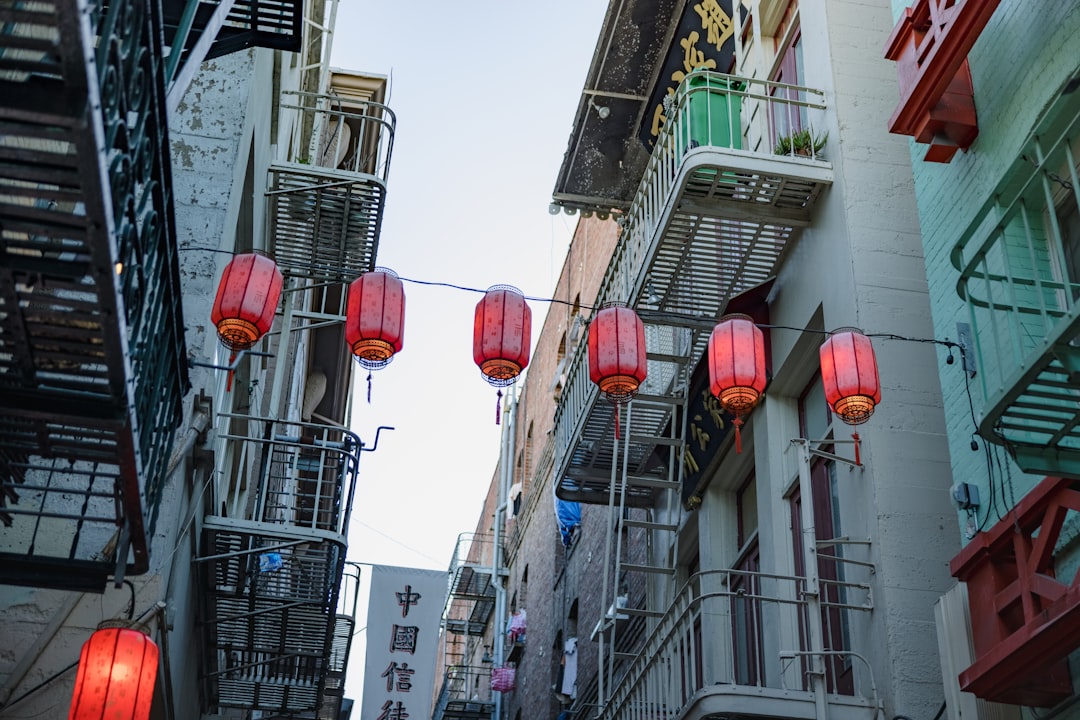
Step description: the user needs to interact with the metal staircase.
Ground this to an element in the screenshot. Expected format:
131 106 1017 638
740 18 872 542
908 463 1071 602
197 418 361 715
0 0 188 590
550 72 834 714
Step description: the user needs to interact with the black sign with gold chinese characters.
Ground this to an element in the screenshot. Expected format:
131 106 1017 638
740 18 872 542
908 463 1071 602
681 353 733 510
639 0 737 149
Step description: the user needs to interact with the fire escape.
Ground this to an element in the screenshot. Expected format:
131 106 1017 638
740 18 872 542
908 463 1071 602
196 75 394 718
552 71 846 720
0 0 298 590
943 42 1080 711
434 533 502 720
951 99 1080 476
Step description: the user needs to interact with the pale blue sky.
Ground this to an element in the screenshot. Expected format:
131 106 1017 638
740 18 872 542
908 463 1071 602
329 0 608 703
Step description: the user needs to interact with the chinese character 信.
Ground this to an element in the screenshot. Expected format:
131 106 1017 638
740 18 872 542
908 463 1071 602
381 661 415 692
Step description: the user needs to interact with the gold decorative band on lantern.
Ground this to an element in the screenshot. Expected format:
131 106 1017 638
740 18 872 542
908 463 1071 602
215 318 261 351
600 374 640 404
480 358 524 388
718 385 761 415
352 338 397 370
833 394 875 424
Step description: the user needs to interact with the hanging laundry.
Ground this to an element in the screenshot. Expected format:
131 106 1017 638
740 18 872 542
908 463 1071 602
560 636 578 698
506 608 527 644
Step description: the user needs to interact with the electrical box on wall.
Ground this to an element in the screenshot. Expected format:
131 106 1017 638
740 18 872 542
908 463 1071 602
952 482 980 510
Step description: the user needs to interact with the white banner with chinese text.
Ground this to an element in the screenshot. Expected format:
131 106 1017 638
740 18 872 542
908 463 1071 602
362 565 447 720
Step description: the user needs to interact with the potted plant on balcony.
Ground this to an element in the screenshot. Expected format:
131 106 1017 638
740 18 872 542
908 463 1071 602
774 128 827 158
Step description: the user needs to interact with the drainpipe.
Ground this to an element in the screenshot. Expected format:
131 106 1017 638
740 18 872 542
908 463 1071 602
492 386 516 720
793 438 829 720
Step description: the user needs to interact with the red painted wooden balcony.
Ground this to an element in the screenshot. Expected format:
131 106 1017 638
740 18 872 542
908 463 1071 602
950 476 1080 706
883 0 1001 162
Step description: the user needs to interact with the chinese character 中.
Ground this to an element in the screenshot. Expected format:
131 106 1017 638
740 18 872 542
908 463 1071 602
381 661 415 692
389 624 419 654
395 584 422 617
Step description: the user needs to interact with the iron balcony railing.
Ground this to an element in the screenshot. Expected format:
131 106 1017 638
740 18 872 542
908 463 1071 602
599 569 875 720
0 0 188 590
444 532 501 637
198 417 361 715
434 665 495 720
318 562 362 720
553 72 831 506
950 94 1080 475
268 90 396 282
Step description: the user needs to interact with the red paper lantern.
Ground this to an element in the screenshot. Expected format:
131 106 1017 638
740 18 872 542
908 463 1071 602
473 285 531 387
69 621 159 720
820 327 881 425
708 314 767 415
588 304 647 403
210 252 283 351
346 268 405 370
707 314 767 453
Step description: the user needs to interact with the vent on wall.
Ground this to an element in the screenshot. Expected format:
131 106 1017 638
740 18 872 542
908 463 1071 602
934 583 1021 720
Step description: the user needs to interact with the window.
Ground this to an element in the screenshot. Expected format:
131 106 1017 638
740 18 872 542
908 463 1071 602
790 375 853 694
770 25 806 142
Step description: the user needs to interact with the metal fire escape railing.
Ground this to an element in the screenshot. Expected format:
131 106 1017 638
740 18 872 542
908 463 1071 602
553 72 832 508
268 90 395 282
160 0 304 111
318 561 361 720
434 665 495 720
600 569 875 720
0 0 189 590
950 92 1080 476
197 417 361 715
443 533 501 655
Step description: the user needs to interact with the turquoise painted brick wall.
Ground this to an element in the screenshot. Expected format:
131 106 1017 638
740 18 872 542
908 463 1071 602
889 0 1080 539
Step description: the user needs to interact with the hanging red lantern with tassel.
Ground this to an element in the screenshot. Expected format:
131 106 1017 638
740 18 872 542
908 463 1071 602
708 314 767 453
588 303 647 406
819 327 881 464
210 252 283 351
346 268 406 403
69 621 159 720
588 304 647 439
474 285 532 423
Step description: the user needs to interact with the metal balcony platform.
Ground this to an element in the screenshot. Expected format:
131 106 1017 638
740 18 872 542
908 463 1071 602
553 74 832 508
268 91 395 281
198 418 361 714
161 0 303 62
268 163 385 280
434 666 494 720
950 92 1080 476
0 0 188 589
198 516 345 714
443 534 500 638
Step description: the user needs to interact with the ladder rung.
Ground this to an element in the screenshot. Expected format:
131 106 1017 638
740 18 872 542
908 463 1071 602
613 651 638 659
628 434 684 447
645 352 691 364
621 518 678 532
619 606 664 618
621 562 676 575
626 475 680 490
631 393 686 407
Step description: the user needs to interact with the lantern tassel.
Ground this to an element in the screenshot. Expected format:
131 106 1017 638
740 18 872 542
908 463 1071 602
614 404 621 440
496 389 502 425
852 431 861 466
733 416 744 454
367 371 373 404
